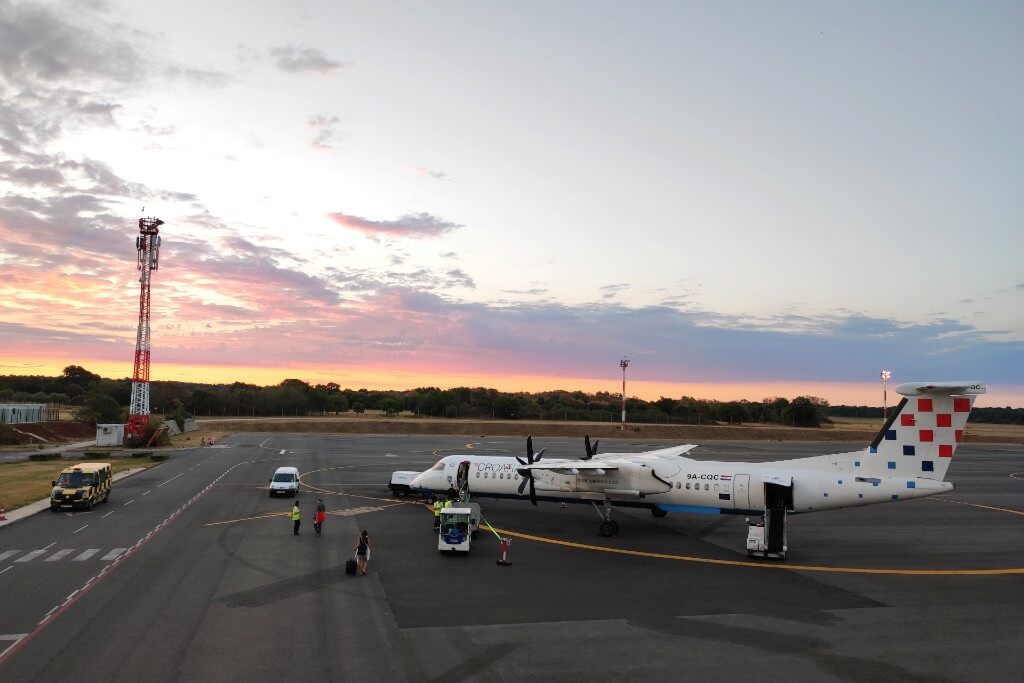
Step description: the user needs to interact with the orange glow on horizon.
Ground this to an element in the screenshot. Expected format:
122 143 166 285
2 354 1021 407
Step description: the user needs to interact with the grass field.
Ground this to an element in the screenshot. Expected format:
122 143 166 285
0 457 159 512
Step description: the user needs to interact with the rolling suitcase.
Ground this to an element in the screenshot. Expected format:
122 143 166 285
345 558 358 576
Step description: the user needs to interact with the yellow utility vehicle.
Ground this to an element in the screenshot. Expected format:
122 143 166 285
51 462 112 511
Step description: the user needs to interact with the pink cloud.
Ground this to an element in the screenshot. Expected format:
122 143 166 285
327 211 462 239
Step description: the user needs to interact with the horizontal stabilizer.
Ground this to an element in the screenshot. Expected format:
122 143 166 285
896 382 986 396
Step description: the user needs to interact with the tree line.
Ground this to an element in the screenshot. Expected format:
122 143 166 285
1 366 1021 428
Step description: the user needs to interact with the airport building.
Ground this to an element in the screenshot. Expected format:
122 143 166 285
0 403 45 424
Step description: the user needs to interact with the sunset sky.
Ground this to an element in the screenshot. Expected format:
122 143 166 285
1 1 1022 406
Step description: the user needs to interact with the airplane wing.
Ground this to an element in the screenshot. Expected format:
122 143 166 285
634 444 698 459
516 445 699 474
517 459 620 474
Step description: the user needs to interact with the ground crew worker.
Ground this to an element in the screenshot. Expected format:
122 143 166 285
432 497 443 531
446 484 458 501
291 501 301 535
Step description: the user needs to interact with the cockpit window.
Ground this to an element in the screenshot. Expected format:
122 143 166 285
430 460 446 471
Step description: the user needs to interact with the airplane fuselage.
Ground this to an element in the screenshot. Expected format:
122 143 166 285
411 453 951 515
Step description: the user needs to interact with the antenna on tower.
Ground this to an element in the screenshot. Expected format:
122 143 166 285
126 216 164 443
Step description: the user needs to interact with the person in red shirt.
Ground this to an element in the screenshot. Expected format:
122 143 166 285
314 498 326 536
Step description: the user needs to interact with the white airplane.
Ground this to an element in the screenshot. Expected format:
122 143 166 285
408 382 986 558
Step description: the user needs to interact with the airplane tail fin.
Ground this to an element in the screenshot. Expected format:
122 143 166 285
862 382 986 481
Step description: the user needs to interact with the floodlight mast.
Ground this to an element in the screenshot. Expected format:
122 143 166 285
880 369 893 422
126 217 164 442
620 357 630 428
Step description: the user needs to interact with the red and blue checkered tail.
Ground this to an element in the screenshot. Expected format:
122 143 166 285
864 382 986 481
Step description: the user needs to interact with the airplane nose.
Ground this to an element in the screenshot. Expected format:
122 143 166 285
409 474 423 490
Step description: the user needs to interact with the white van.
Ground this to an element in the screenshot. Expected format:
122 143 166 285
269 466 300 497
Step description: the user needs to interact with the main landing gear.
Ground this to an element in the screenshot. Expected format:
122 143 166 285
591 500 619 537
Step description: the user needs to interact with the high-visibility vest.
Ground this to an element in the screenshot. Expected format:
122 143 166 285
432 501 443 517
291 506 300 521
443 500 452 509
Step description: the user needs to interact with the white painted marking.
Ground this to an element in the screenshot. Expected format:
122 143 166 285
124 500 134 506
279 449 286 455
157 472 184 487
73 524 88 534
74 549 100 561
0 550 20 562
0 634 25 658
46 549 75 562
41 542 56 551
0 461 246 667
65 589 79 601
15 550 47 563
0 566 12 575
259 437 271 447
101 511 114 519
101 548 126 561
142 490 151 496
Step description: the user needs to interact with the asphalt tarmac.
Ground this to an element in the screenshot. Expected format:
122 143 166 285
0 434 1021 682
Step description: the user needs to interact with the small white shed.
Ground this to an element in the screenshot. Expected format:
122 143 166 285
96 423 125 446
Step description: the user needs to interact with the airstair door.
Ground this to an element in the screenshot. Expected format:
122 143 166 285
733 474 750 510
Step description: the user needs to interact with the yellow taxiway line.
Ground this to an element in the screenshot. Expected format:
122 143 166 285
204 511 289 527
204 505 402 527
931 497 1024 517
489 527 1024 576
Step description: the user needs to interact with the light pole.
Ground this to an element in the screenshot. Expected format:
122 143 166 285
620 357 630 429
880 369 892 422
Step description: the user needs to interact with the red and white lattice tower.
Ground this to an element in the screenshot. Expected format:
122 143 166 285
126 217 164 441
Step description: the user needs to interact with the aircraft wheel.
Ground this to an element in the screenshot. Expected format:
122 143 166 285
651 508 667 518
599 520 617 537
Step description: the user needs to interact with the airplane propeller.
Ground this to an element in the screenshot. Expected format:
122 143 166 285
583 434 600 460
516 435 545 506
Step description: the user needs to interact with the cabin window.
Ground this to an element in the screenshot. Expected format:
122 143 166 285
475 472 480 478
499 473 504 479
704 483 709 491
714 484 719 492
675 482 681 489
685 482 691 490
